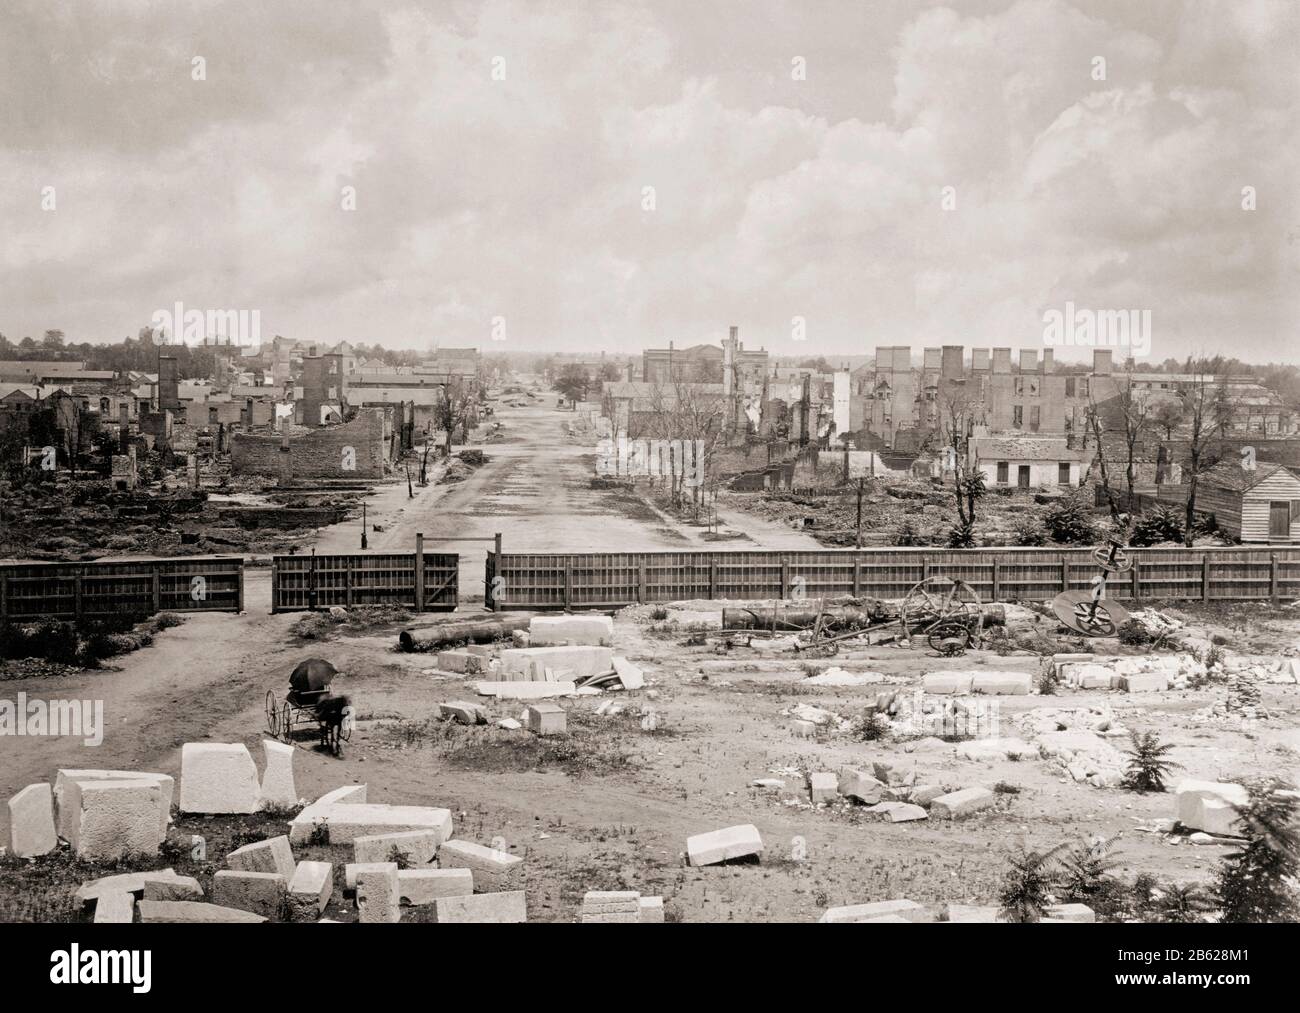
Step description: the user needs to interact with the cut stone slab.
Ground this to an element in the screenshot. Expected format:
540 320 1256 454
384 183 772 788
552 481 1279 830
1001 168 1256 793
65 778 164 860
1119 673 1169 693
437 839 524 891
908 784 947 806
1176 780 1249 836
345 861 397 891
397 868 473 905
93 891 135 924
7 783 57 858
143 875 203 902
1045 902 1096 923
923 672 973 695
75 868 181 906
497 718 522 730
353 829 441 865
432 890 526 923
356 866 401 923
883 803 928 823
288 861 333 920
525 702 567 735
529 615 614 647
944 904 1003 922
440 701 487 725
872 761 914 787
791 719 817 738
957 738 1035 762
500 645 612 678
819 899 932 923
807 771 838 804
686 824 763 866
838 767 885 804
1064 662 1117 690
971 670 1033 695
312 784 367 807
639 896 665 923
612 656 645 690
581 890 641 923
475 680 577 700
227 835 296 881
212 870 287 920
138 900 265 924
930 786 996 819
259 739 297 808
179 743 260 814
289 803 453 845
54 769 173 841
435 649 485 674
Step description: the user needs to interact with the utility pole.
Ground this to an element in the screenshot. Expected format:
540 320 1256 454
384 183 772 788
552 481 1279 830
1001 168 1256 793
855 476 865 549
361 502 368 550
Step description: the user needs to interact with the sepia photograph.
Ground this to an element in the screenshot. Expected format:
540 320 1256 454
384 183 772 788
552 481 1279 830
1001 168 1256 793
1 0 1298 978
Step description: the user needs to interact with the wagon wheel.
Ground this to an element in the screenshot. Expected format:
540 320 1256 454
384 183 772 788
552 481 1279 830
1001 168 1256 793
1071 599 1119 637
926 619 972 656
264 690 279 738
281 701 294 743
900 576 982 645
1091 543 1132 573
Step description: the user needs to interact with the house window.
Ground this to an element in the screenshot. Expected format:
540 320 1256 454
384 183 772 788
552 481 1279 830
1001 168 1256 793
1013 405 1023 428
1059 463 1071 485
1029 405 1041 431
1014 377 1024 396
1065 378 1075 397
996 462 1008 484
1080 378 1089 398
209 407 218 424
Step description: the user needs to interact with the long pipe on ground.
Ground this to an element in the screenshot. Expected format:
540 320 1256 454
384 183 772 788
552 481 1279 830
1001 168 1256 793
398 613 535 651
721 603 1005 631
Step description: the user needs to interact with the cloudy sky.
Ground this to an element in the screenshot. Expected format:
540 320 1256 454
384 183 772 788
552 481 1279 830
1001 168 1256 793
2 0 1296 362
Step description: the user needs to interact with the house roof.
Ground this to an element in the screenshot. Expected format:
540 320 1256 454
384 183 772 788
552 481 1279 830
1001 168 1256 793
972 436 1088 462
1197 460 1296 492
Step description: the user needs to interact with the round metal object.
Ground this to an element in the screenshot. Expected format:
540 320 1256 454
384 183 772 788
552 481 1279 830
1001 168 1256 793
1091 543 1132 574
281 700 294 742
1051 589 1131 637
900 576 983 646
927 619 972 656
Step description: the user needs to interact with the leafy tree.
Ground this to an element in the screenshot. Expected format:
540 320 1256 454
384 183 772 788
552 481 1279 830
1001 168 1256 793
1130 506 1184 546
553 364 591 404
1043 494 1097 544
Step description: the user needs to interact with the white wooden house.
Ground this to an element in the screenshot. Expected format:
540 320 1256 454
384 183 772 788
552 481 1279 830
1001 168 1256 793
1162 462 1300 542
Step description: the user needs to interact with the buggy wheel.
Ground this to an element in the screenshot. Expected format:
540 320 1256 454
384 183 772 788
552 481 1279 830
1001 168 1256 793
281 701 294 742
265 691 279 738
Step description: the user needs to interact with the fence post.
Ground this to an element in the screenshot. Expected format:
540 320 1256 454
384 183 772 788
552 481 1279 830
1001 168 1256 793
1130 559 1140 602
1061 556 1069 592
780 560 790 601
74 566 83 621
151 567 161 614
414 532 425 613
991 560 1000 602
345 556 355 607
270 558 278 614
1270 552 1279 605
638 559 647 604
852 557 861 599
236 561 245 613
310 549 318 611
563 563 572 611
1201 553 1211 602
709 561 718 600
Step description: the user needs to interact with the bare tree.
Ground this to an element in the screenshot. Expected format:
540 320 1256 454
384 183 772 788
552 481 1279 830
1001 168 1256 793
643 379 728 516
434 378 477 459
1085 375 1150 526
1181 356 1231 545
935 380 985 547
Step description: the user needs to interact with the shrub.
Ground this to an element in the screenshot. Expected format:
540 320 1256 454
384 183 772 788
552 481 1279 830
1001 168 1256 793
998 843 1065 923
1044 497 1097 544
1057 835 1127 920
853 712 891 742
1122 731 1181 793
1215 779 1300 923
1130 507 1184 546
1152 882 1211 924
457 450 487 467
946 516 976 548
896 519 923 546
1117 619 1154 646
1013 514 1047 546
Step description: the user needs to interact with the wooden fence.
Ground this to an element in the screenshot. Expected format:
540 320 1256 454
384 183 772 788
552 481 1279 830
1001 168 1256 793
270 548 458 613
0 557 245 620
488 545 1300 611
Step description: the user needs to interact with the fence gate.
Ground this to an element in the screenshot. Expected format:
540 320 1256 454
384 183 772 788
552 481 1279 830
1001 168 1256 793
270 540 458 614
0 557 245 620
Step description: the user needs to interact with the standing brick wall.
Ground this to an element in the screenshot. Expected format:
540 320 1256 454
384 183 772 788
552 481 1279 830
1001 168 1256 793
231 409 386 479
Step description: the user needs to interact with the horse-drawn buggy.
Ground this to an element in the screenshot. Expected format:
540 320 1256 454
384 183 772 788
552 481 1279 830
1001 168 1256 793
265 658 352 757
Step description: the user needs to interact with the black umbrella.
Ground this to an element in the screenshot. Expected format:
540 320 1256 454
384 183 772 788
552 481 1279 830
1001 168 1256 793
289 658 338 694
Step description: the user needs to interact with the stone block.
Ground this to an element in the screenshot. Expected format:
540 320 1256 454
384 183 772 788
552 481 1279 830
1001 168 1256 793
54 769 173 840
144 875 203 902
971 670 1033 695
686 824 763 866
344 861 397 890
432 890 526 923
807 771 838 804
356 866 401 923
435 650 484 674
581 890 641 923
179 743 260 814
525 702 567 735
838 767 884 804
612 656 644 690
138 900 265 924
212 870 286 920
288 861 333 920
639 896 665 923
312 784 367 807
353 829 442 865
944 904 1003 922
397 868 473 905
437 839 524 891
93 891 135 924
440 701 487 725
66 779 164 860
923 672 973 695
289 803 453 845
819 899 931 923
259 739 297 808
908 784 947 805
76 869 181 906
529 615 614 647
7 783 56 858
791 719 817 738
1176 780 1249 836
499 645 612 678
227 835 296 880
883 803 928 822
1119 673 1169 693
930 786 996 819
475 680 577 700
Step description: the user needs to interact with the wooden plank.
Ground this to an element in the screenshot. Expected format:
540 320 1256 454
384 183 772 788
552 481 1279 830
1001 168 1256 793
1202 554 1211 602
